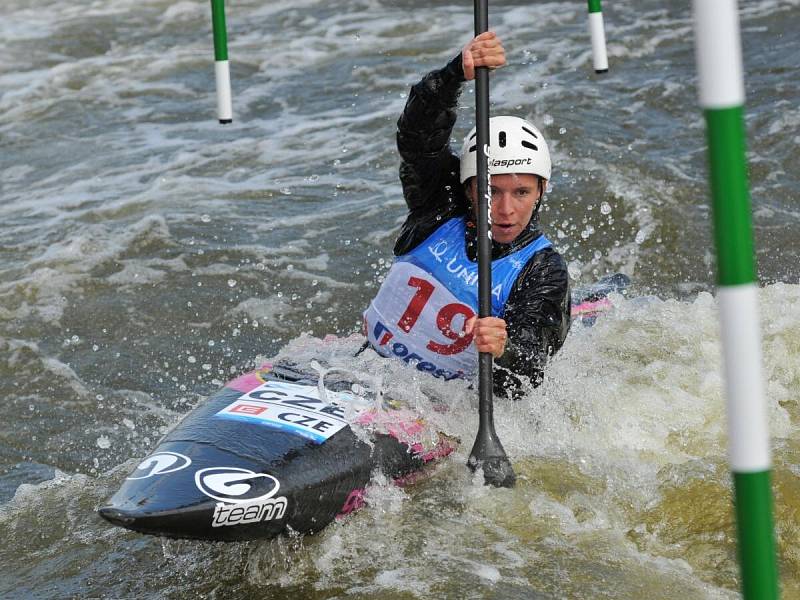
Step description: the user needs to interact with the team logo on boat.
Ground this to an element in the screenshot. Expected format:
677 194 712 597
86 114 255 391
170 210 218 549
195 467 288 528
195 467 281 502
126 451 192 480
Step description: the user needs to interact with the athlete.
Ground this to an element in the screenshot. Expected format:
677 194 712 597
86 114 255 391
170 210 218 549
363 32 571 398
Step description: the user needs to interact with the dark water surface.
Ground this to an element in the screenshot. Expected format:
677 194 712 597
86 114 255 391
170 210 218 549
1 0 799 598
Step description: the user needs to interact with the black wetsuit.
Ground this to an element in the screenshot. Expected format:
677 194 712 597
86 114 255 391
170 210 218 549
393 54 571 397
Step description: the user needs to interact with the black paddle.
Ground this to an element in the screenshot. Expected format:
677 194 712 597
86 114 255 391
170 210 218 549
466 0 516 488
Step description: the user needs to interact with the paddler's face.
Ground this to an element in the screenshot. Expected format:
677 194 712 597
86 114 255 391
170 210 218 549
467 173 543 244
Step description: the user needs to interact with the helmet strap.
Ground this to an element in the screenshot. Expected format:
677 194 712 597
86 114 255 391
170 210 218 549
531 177 546 222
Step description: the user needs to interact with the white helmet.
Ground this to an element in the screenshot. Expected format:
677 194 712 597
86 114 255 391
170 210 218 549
459 116 551 183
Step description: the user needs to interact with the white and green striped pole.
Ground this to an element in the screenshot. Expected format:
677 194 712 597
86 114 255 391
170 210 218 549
211 0 232 124
692 1 778 598
587 0 608 73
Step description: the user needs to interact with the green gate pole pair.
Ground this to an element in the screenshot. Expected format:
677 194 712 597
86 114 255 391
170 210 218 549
692 0 779 597
210 0 232 124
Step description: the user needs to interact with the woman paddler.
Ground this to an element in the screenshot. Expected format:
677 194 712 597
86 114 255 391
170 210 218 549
363 32 571 398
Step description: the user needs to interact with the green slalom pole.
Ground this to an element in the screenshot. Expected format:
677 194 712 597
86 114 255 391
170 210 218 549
210 0 232 124
587 0 608 73
692 1 778 598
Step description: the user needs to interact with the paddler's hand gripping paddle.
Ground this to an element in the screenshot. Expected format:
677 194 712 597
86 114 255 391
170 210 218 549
466 0 516 488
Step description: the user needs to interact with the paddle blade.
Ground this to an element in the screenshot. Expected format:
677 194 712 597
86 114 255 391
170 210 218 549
468 429 516 488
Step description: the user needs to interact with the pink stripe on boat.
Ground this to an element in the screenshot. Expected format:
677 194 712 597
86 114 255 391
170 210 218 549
571 297 611 316
225 363 272 393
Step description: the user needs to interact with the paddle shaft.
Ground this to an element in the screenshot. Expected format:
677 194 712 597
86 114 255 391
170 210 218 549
474 1 492 415
467 0 515 488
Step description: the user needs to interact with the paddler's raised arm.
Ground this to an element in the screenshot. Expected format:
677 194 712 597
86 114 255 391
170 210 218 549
394 33 507 256
395 53 465 216
396 33 507 214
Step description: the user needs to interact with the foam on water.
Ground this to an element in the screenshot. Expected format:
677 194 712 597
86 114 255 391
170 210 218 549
1 285 798 597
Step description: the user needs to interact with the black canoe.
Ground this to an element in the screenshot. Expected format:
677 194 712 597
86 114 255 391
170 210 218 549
99 362 455 541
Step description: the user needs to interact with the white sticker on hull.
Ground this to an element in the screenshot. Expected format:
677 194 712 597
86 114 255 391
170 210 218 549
195 467 280 503
195 466 289 528
215 380 363 443
127 451 192 480
211 496 288 527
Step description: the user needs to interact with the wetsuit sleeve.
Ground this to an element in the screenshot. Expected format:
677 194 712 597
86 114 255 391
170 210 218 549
394 54 471 256
494 248 571 398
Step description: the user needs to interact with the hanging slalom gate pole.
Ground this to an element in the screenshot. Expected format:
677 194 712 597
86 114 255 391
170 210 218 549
210 0 233 124
587 0 608 74
466 0 515 489
692 1 778 598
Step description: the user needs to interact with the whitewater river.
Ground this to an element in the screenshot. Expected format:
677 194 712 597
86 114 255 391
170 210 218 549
1 0 799 598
